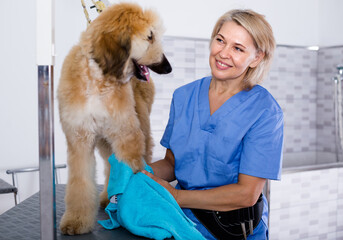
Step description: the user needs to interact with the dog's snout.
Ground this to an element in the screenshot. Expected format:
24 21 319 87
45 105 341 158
160 54 172 74
148 54 172 74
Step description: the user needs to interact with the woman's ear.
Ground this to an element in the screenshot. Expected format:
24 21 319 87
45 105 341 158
249 50 265 68
92 32 131 79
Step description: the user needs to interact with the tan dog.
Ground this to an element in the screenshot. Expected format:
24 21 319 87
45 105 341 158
57 3 172 235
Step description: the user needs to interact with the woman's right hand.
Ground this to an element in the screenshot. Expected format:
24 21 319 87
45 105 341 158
148 148 176 182
142 170 180 201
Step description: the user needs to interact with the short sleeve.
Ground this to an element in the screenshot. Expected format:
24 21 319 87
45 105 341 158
239 111 284 180
160 97 175 149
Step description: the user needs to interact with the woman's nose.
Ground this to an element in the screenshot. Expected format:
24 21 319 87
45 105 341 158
219 46 232 59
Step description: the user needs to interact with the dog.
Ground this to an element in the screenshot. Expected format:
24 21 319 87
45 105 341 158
57 2 172 235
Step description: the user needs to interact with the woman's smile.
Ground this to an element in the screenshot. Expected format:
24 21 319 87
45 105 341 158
215 59 232 70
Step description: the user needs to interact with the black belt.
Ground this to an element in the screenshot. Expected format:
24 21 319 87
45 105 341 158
190 194 264 240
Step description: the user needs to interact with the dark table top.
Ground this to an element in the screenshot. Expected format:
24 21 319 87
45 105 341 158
0 184 146 239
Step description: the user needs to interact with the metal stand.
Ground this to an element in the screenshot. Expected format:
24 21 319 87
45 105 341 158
38 65 56 240
36 0 56 238
333 65 343 163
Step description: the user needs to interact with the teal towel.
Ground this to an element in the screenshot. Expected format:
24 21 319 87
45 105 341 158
98 154 205 240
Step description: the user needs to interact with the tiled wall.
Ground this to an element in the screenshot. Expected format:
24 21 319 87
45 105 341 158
262 46 318 167
317 47 343 165
269 168 343 239
150 36 343 239
150 37 212 160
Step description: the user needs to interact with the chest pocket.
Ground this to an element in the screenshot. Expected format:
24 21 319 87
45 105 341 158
205 126 243 178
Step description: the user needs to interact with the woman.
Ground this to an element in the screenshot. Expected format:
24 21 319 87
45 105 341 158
143 9 283 239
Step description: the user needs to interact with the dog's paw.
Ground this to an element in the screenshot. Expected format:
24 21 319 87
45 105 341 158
99 191 110 208
59 211 95 235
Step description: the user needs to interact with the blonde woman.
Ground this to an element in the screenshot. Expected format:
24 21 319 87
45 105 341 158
144 9 283 239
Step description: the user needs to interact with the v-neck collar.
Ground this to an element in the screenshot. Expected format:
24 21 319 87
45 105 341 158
198 76 260 132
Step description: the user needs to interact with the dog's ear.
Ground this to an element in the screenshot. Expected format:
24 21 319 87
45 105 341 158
92 32 131 80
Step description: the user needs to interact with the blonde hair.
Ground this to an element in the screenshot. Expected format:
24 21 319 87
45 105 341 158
210 9 275 89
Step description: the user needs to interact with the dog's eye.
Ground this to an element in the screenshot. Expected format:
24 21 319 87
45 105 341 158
147 31 154 42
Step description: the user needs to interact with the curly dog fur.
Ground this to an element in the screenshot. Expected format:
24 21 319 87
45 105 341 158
57 2 171 235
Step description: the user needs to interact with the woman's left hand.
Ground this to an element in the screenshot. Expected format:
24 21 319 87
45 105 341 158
142 170 179 202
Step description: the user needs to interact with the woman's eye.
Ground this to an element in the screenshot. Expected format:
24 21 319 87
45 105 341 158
235 47 243 52
216 38 224 43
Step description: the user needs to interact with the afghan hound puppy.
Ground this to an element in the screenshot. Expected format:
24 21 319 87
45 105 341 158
57 2 171 235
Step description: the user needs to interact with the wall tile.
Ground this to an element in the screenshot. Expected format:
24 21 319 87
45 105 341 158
318 47 343 74
269 199 338 239
270 169 340 240
271 47 318 74
262 71 317 101
195 40 210 69
151 130 166 162
271 169 338 209
317 72 336 100
150 98 172 132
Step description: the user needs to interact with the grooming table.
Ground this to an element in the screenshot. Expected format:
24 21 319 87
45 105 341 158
0 184 146 239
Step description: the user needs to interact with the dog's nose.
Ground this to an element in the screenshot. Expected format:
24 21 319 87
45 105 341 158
148 54 172 74
161 54 172 74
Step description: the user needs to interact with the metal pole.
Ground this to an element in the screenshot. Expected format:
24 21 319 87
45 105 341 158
36 0 56 238
333 76 341 162
333 65 343 163
38 65 56 239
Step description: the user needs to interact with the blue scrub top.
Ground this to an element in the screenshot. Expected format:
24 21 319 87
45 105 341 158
160 76 284 239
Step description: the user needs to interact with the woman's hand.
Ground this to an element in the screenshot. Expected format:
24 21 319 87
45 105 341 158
142 170 179 202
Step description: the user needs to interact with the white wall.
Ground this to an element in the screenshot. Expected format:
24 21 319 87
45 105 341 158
0 0 342 214
135 0 343 47
318 0 343 47
0 0 39 213
133 0 321 46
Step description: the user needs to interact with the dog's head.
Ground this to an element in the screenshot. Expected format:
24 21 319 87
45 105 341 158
82 2 172 83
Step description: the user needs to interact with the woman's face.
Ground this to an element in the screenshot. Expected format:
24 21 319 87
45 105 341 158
209 20 263 84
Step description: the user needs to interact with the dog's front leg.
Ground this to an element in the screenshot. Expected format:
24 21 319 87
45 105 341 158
59 132 98 235
108 123 146 173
